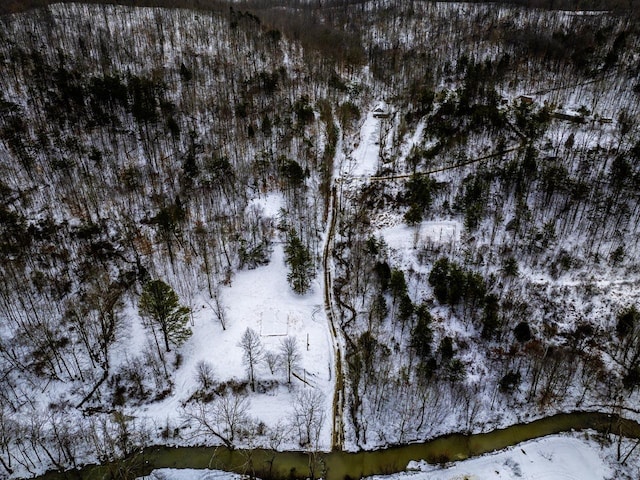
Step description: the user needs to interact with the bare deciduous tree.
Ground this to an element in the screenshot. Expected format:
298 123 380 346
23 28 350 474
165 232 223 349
0 407 16 475
280 336 301 384
264 420 289 478
182 391 250 449
238 328 263 392
194 360 215 391
204 287 228 331
264 351 279 375
291 389 325 448
86 411 149 466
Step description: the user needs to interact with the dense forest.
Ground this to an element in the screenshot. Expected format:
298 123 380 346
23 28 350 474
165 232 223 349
2 0 640 16
2 0 640 478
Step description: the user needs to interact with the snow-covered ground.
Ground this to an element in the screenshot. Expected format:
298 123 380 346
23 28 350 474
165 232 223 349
330 79 640 448
3 3 640 478
140 470 244 480
342 111 383 178
135 192 333 447
387 434 635 480
378 221 461 250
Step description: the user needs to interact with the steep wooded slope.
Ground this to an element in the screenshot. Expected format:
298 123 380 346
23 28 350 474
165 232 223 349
1 1 640 477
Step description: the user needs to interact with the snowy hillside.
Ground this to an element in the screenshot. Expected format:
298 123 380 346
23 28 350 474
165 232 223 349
2 1 640 479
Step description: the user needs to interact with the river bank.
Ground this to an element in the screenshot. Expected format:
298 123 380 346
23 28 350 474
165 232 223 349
142 432 640 480
33 411 640 480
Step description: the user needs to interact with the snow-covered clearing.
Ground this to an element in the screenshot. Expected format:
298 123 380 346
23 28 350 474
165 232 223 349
101 191 334 449
378 221 461 250
137 215 333 446
342 110 387 179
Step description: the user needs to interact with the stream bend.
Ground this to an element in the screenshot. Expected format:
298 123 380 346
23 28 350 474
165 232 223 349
34 411 640 480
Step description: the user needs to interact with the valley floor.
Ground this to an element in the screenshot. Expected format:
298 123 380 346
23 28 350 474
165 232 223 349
140 431 640 479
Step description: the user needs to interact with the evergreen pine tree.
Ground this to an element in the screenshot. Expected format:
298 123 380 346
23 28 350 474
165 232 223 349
139 279 191 353
284 229 314 294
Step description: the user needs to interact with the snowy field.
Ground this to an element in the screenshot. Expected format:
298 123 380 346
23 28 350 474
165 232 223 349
378 221 461 250
128 191 333 447
341 110 385 179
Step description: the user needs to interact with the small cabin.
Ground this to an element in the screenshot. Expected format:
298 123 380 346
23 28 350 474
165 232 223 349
517 95 534 105
372 105 390 118
552 110 585 124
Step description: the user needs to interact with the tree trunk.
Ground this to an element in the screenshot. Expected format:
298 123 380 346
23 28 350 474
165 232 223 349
162 324 171 352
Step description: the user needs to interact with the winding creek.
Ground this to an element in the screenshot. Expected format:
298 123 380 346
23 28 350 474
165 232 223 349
36 411 640 480
34 114 640 480
38 115 640 480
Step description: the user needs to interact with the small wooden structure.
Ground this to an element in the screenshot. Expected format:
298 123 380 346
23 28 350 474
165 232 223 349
517 95 534 105
552 110 586 124
372 105 390 118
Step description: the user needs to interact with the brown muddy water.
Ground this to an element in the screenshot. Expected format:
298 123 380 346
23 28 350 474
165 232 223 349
36 411 640 480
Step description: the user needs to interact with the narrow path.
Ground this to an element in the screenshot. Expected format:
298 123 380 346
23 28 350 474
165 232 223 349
367 145 521 182
323 184 344 451
528 71 616 96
